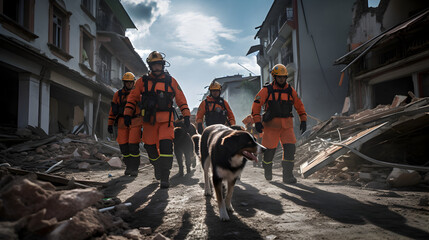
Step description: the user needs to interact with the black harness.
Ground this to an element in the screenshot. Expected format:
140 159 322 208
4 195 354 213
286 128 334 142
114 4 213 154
204 97 228 126
140 74 175 126
262 84 294 122
111 89 129 119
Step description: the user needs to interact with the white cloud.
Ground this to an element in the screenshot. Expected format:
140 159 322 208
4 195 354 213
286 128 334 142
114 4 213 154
204 54 260 75
171 12 240 55
124 0 170 40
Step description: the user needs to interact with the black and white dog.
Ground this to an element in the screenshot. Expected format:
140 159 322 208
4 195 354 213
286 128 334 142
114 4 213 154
200 124 266 221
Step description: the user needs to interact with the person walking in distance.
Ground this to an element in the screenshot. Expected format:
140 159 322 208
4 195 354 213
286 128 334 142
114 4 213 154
196 81 235 134
107 72 142 176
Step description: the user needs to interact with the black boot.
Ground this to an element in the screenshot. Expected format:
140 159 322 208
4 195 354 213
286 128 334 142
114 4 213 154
282 144 297 184
120 144 131 176
159 140 173 188
128 144 140 176
282 161 297 184
263 148 276 181
128 156 140 177
160 167 170 188
152 160 161 180
145 144 161 180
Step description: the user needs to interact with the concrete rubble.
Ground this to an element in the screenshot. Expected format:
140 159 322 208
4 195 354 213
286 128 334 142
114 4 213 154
0 131 153 239
293 95 429 189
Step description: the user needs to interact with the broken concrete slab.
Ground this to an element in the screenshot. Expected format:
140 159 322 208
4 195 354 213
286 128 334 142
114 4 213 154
300 122 389 178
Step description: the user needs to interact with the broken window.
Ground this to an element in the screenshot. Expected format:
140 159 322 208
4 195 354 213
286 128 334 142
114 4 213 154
80 26 94 70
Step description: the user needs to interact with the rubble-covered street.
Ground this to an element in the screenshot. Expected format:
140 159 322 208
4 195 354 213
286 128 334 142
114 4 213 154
1 96 429 239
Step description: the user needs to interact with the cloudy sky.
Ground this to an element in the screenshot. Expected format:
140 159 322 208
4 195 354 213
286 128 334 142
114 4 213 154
122 0 273 110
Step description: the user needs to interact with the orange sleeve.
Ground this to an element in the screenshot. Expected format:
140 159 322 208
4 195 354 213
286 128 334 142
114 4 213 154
108 91 119 126
196 100 206 124
224 100 235 125
251 87 268 123
124 78 143 116
172 77 190 117
292 88 307 122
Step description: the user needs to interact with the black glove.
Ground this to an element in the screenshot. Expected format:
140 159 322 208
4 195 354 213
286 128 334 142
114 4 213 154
300 121 307 134
107 125 113 134
124 115 132 127
255 122 264 133
197 123 203 134
184 116 190 128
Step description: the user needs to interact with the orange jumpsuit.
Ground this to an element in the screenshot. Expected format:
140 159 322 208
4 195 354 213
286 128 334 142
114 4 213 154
108 88 142 175
251 82 306 149
108 88 142 145
196 96 235 127
124 72 190 182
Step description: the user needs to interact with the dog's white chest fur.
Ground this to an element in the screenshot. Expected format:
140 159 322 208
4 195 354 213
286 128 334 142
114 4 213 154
216 166 243 181
230 154 244 167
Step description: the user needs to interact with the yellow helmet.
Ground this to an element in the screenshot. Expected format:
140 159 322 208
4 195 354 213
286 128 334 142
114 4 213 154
209 81 222 91
271 64 288 77
146 51 165 64
122 72 136 82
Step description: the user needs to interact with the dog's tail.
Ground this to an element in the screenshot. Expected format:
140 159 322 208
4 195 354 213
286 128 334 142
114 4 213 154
191 134 201 158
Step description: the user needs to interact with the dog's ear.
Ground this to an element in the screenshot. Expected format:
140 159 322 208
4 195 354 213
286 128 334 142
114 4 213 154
221 132 240 153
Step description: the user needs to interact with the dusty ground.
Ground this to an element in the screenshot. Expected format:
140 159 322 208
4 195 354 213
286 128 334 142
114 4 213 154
56 158 429 240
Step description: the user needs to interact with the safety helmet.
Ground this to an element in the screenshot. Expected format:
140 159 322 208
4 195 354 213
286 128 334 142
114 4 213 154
146 51 165 64
209 81 222 91
122 72 136 82
270 64 288 78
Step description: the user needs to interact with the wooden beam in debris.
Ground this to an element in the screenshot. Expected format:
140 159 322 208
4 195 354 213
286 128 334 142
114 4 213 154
300 122 389 178
6 167 105 187
5 135 57 152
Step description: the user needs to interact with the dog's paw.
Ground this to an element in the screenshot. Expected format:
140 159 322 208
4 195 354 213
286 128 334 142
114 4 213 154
226 205 234 213
219 209 230 221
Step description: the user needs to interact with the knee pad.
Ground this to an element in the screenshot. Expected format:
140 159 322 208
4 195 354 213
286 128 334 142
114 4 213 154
144 144 158 159
283 144 296 160
159 139 173 155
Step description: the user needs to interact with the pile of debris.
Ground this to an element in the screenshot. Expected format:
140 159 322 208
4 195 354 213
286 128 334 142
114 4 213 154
295 95 429 189
0 169 157 239
0 128 150 174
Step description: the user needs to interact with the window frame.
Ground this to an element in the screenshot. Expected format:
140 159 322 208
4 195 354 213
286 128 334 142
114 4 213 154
0 0 37 41
48 0 72 61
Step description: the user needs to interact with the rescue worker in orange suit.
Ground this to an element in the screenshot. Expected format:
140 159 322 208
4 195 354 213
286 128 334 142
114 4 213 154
124 51 191 188
108 72 142 176
251 64 307 183
196 81 235 134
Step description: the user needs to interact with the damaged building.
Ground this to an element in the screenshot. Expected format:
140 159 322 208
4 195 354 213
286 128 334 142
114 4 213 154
0 0 147 139
335 0 429 113
247 0 356 123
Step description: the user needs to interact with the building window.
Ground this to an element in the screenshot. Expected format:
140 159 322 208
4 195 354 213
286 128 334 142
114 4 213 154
81 0 95 20
0 0 37 41
52 9 64 49
82 0 92 13
79 26 96 76
48 1 72 61
99 46 112 84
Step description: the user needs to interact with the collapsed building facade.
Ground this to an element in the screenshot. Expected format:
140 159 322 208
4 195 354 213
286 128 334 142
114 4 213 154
335 0 429 113
0 0 147 138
